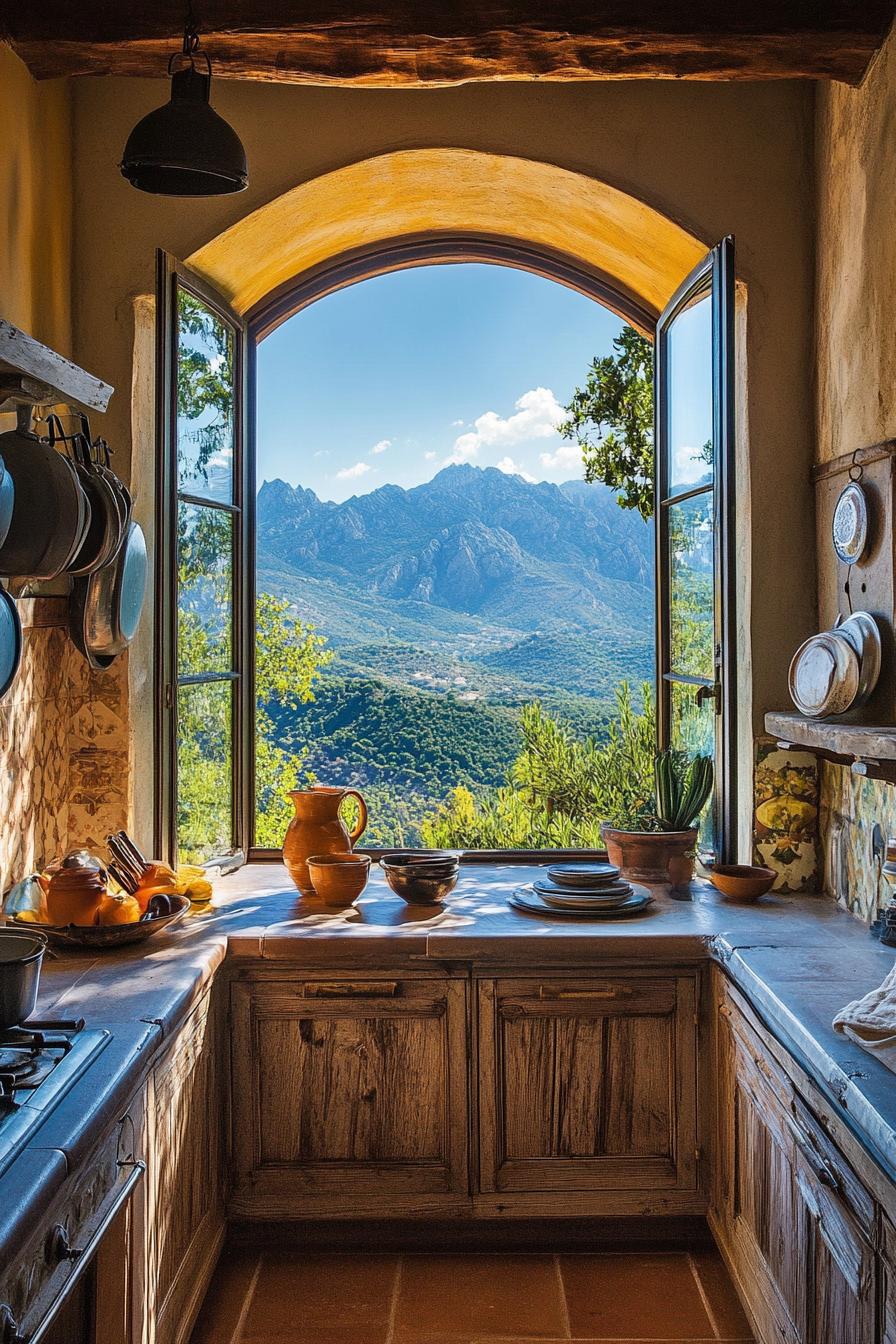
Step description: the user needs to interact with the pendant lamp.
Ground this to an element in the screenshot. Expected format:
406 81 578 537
121 13 247 196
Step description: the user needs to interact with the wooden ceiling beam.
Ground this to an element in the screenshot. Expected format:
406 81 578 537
3 3 895 85
5 2 896 86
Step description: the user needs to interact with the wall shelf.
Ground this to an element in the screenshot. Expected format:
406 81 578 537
0 319 113 414
765 710 896 783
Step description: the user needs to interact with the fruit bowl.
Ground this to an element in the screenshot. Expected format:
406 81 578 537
6 894 191 948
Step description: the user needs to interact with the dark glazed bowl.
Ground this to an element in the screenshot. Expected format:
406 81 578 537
380 855 459 905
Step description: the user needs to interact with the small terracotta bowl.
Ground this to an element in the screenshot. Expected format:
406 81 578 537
706 863 776 901
306 853 370 907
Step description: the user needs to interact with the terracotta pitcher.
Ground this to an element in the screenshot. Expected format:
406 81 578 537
282 786 368 895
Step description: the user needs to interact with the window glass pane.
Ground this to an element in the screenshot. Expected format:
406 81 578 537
669 492 714 680
177 287 235 503
176 680 232 862
669 679 715 848
177 503 232 676
666 289 713 495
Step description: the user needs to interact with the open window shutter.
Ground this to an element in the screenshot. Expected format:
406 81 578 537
155 251 251 866
655 237 736 860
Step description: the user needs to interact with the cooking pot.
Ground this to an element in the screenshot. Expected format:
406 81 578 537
70 520 147 669
0 408 90 579
0 927 47 1030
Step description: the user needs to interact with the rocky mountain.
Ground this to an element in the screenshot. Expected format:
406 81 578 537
256 464 653 633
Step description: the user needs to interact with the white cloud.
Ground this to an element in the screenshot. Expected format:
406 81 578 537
370 438 391 455
539 441 581 472
424 450 436 461
496 455 537 483
672 443 711 485
451 419 465 428
313 449 329 458
447 387 564 464
335 461 373 480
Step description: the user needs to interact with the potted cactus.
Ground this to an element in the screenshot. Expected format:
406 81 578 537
601 749 714 884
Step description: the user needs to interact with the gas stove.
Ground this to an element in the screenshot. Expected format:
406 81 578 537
0 1018 110 1176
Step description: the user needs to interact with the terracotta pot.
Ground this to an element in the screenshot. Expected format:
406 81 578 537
282 786 368 895
306 853 371 907
600 824 698 884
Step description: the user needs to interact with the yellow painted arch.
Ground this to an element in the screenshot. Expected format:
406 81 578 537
188 149 706 320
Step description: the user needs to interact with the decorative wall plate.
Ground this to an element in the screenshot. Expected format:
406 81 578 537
832 480 869 564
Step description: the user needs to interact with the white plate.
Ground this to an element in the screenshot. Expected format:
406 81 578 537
539 888 634 909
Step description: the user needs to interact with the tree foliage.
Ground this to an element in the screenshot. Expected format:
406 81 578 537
421 683 657 849
558 326 655 519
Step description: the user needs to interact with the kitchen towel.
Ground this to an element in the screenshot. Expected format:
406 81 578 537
833 960 896 1073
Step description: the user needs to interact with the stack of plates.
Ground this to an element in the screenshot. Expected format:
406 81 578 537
509 861 653 918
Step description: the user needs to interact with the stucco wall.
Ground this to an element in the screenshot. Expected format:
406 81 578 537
0 50 115 888
815 24 896 918
816 31 896 464
69 78 817 849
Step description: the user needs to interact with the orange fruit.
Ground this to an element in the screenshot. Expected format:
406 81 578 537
96 893 141 926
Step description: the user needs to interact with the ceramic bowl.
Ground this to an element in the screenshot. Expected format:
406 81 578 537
706 863 776 901
380 855 459 905
306 853 371 907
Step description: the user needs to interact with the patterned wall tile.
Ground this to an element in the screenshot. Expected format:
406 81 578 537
753 738 820 892
819 761 896 923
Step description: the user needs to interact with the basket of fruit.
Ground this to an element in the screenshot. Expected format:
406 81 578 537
3 832 212 949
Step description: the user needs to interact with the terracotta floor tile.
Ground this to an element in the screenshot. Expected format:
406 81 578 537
240 1251 399 1340
560 1252 716 1340
394 1254 567 1339
190 1248 261 1344
689 1249 754 1339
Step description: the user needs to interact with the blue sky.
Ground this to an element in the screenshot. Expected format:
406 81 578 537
257 263 625 502
256 262 713 503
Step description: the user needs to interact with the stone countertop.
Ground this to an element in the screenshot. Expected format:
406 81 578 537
9 861 896 1230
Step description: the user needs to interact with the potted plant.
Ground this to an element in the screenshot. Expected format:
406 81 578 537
601 749 714 884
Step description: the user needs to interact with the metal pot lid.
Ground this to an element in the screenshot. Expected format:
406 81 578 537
0 587 22 702
789 630 860 718
835 610 882 710
0 457 13 554
832 481 869 564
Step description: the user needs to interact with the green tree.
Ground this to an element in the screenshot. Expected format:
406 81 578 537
558 326 655 519
421 683 657 849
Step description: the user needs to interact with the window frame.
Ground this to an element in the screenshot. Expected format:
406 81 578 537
155 251 251 864
159 235 737 863
654 237 736 860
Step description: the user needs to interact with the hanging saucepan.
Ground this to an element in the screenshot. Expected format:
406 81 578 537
91 430 133 548
56 417 123 577
0 457 14 555
70 520 147 669
0 407 90 579
0 585 22 701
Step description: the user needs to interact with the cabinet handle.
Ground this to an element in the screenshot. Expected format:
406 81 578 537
784 1111 840 1191
537 986 630 1000
303 982 400 998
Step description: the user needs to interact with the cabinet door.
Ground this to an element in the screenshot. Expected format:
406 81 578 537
476 975 698 1212
148 987 226 1344
717 987 877 1344
230 975 469 1217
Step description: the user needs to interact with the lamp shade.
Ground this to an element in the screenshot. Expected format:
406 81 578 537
121 66 247 196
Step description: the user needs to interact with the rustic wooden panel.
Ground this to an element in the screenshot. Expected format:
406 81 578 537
478 975 694 1200
3 2 893 84
149 987 226 1344
883 1218 896 1344
257 1012 445 1163
230 974 469 1218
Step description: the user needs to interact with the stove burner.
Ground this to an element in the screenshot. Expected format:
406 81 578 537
0 1049 39 1081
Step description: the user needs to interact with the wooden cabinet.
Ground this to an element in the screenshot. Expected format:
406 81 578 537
143 985 226 1344
230 973 469 1218
713 976 878 1344
476 973 700 1215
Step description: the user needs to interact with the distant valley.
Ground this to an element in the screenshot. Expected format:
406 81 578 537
256 464 655 843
